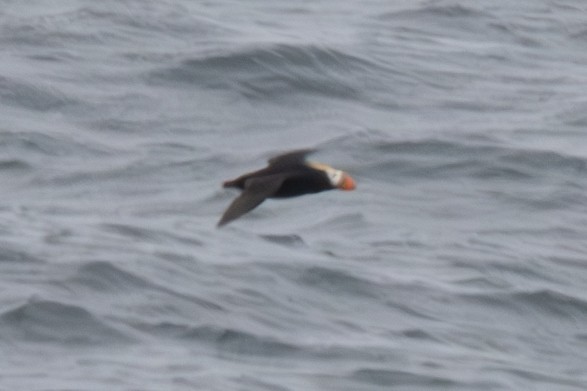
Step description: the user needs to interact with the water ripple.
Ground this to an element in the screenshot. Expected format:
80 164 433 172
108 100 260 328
0 299 132 345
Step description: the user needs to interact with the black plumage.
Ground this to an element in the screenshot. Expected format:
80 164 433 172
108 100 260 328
217 149 355 227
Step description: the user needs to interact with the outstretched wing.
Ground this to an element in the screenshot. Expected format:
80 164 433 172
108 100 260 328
267 149 316 168
217 175 285 227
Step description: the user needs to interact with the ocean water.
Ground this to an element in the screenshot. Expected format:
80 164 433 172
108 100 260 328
1 0 587 390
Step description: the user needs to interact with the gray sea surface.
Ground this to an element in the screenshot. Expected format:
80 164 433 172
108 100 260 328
1 0 587 390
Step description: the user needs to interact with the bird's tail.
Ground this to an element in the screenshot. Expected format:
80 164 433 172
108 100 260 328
222 179 238 188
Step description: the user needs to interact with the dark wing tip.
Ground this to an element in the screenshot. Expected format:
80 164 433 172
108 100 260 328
217 176 285 228
267 148 317 167
217 194 255 228
216 216 230 227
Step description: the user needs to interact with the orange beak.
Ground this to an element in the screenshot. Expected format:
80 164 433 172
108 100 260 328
339 172 356 191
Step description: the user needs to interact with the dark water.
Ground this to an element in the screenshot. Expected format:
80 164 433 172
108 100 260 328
2 1 587 390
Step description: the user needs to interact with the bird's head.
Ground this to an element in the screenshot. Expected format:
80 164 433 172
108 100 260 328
308 162 356 191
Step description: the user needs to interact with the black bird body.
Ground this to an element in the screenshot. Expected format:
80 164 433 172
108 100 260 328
218 149 355 227
223 164 333 198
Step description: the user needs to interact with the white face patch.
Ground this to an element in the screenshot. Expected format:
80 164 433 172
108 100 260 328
308 162 343 187
325 168 343 187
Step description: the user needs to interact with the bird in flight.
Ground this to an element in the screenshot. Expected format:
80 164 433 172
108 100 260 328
218 149 356 227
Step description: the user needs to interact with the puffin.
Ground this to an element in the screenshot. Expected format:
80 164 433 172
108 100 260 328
217 149 356 227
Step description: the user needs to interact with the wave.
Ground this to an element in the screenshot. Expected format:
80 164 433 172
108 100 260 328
148 43 377 101
380 4 489 21
0 299 132 345
0 247 43 264
0 159 31 171
0 130 119 190
508 289 587 319
100 223 204 247
259 234 306 247
140 321 403 361
296 266 381 299
69 260 154 292
337 133 587 185
377 3 542 48
179 325 300 356
66 260 223 311
462 288 587 322
351 368 460 388
0 130 112 158
0 76 74 112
